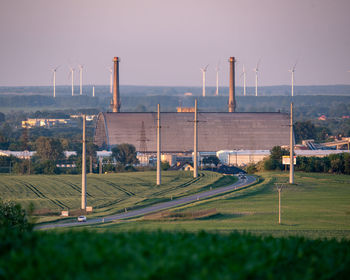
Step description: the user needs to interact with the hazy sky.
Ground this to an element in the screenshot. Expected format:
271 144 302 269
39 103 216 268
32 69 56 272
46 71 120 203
0 0 349 87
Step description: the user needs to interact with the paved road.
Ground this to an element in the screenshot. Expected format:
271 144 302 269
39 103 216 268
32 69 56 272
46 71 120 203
36 175 256 230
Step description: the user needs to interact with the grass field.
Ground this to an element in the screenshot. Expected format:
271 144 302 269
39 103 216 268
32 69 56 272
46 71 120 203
2 170 349 239
0 171 235 223
81 172 350 240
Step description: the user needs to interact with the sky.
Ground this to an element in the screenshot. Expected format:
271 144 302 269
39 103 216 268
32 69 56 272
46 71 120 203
0 0 350 87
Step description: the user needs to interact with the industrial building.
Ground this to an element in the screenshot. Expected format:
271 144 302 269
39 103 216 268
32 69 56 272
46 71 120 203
94 56 291 162
94 112 290 152
22 118 71 128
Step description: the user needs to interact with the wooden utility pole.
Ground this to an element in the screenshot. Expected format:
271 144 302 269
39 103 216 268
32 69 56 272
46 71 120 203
156 104 161 185
81 114 86 210
289 102 294 184
193 99 198 178
275 183 284 224
99 157 102 175
278 188 281 224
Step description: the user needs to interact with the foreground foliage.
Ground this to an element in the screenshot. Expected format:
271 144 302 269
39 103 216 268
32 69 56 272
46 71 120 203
1 230 349 279
0 199 32 233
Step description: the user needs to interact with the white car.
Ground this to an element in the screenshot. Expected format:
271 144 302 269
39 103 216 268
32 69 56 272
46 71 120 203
77 215 87 222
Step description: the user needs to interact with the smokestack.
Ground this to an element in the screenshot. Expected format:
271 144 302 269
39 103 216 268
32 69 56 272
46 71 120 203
228 57 236 112
112 57 121 112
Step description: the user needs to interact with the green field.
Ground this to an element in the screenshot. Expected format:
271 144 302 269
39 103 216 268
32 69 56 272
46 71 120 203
2 230 349 279
81 172 350 240
1 170 349 240
0 171 235 223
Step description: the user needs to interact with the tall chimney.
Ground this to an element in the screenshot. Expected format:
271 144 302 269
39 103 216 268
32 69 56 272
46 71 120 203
228 57 236 112
112 57 121 112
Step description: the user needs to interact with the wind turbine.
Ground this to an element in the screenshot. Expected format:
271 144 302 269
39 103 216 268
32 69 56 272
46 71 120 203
200 64 209 97
253 60 261 97
51 66 59 98
215 63 220 96
108 67 113 94
241 64 247 96
79 64 83 95
289 62 297 97
69 67 75 96
92 85 95 97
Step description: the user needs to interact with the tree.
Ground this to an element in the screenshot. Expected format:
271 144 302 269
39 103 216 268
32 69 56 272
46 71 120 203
35 137 64 162
0 112 5 123
245 163 257 174
0 199 32 233
270 146 288 161
344 153 350 175
1 123 13 139
20 128 29 150
269 146 288 170
86 143 98 173
315 127 331 142
294 121 316 143
263 158 277 171
202 156 220 166
111 144 139 166
161 161 170 170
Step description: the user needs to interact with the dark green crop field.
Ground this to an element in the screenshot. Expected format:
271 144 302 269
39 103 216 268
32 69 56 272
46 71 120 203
1 230 349 280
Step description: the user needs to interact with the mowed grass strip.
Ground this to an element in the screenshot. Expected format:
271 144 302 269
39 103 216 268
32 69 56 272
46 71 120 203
0 171 235 223
1 230 350 279
90 172 350 240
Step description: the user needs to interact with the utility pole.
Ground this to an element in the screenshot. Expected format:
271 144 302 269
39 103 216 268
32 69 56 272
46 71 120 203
193 99 198 178
275 183 284 224
289 102 294 184
156 104 161 185
81 114 86 210
99 157 102 175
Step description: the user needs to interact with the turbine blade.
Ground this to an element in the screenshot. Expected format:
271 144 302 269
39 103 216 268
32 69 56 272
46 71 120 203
256 58 261 70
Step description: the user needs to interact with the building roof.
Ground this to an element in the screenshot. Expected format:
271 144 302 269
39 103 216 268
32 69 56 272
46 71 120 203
94 112 291 152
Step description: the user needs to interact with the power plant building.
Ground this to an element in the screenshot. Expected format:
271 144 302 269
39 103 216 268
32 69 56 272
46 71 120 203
94 56 291 155
94 112 290 152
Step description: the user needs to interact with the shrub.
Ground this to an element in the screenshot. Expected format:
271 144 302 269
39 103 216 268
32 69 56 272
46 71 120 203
161 161 170 170
0 200 32 233
245 163 257 174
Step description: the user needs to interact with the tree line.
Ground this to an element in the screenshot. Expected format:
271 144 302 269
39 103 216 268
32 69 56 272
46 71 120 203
245 146 350 175
0 139 145 175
